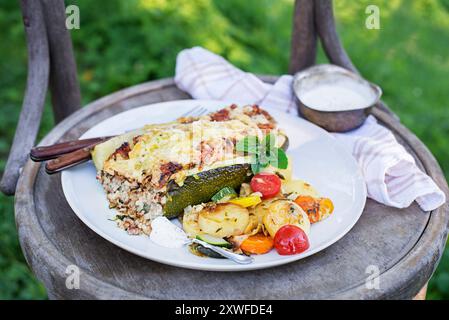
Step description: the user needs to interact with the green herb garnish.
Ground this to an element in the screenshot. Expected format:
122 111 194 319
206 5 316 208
237 134 288 174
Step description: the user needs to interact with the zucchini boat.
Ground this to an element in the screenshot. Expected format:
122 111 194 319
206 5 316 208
92 104 288 235
164 164 251 218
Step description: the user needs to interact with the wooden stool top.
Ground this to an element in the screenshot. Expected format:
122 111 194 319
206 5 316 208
15 77 449 299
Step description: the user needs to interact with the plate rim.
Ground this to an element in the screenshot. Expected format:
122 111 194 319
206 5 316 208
61 99 367 271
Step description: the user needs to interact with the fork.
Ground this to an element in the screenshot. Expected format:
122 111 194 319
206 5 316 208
35 105 208 174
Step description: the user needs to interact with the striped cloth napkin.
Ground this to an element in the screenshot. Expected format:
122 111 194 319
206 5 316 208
175 47 446 211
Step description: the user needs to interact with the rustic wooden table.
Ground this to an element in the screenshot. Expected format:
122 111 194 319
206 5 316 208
15 77 449 299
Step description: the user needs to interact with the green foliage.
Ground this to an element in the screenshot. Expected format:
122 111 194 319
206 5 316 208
0 193 47 299
0 0 448 299
67 0 292 103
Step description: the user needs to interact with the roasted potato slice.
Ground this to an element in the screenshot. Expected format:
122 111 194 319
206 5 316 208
254 201 271 224
239 183 252 197
198 203 250 238
282 179 319 198
253 200 276 236
244 208 260 235
262 199 310 238
182 208 202 237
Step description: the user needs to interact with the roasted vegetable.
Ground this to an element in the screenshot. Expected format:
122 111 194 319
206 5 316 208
250 173 282 199
239 183 252 197
182 206 202 237
182 201 252 239
274 225 309 255
228 195 262 207
164 164 252 218
189 243 225 259
254 201 271 223
294 196 334 223
240 234 274 255
243 211 260 235
197 203 250 238
262 199 310 238
282 179 319 198
211 187 238 203
196 234 233 248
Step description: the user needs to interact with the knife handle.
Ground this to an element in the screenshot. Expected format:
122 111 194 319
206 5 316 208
45 147 93 174
30 136 111 161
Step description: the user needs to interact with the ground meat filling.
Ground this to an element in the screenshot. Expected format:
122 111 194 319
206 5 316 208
98 172 165 235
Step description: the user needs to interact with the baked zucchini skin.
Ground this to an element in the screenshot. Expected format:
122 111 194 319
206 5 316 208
190 243 226 259
163 164 251 218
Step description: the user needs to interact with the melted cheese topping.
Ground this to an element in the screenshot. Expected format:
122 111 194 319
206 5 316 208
99 105 284 188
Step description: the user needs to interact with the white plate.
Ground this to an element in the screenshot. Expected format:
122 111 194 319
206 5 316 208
61 100 366 271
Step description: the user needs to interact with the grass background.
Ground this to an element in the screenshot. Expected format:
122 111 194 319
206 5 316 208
0 0 448 299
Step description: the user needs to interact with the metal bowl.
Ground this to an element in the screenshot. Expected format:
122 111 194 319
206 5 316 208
293 64 382 132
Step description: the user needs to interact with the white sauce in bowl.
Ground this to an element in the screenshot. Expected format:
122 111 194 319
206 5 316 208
300 84 371 112
150 217 188 248
293 65 381 113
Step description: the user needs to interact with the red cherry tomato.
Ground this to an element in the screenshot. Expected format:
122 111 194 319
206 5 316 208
250 173 281 199
273 225 310 255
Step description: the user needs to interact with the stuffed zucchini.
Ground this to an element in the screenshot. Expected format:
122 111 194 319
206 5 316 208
92 104 287 235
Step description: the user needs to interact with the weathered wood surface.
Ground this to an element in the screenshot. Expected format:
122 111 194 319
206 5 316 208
0 0 49 196
15 78 449 299
42 0 81 122
289 0 317 74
